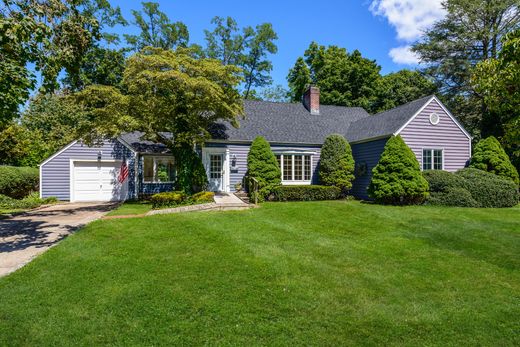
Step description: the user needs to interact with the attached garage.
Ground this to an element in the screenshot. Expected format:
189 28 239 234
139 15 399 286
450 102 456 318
40 139 136 202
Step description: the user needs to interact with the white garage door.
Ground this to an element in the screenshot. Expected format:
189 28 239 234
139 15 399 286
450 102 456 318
72 161 128 202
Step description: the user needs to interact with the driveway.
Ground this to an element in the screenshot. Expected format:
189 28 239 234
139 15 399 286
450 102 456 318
0 202 116 277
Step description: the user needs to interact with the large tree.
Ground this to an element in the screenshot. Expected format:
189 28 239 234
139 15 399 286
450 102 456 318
204 17 278 98
287 42 381 110
412 0 520 138
0 0 124 127
124 1 189 51
75 47 243 190
472 29 520 170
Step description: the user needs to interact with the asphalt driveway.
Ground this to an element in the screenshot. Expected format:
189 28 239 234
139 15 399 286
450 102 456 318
0 202 116 277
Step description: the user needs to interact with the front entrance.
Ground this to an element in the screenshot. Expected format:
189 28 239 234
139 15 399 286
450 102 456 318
203 149 228 192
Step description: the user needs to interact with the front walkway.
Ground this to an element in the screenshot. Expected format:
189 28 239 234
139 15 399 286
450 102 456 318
0 202 115 277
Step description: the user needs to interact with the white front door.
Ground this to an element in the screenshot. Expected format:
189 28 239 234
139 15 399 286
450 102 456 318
72 161 128 202
207 153 224 192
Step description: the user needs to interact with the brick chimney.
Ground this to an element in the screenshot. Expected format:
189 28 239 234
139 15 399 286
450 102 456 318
303 86 320 115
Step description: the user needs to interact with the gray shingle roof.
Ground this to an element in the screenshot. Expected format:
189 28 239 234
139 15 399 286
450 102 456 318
345 95 433 142
118 96 435 153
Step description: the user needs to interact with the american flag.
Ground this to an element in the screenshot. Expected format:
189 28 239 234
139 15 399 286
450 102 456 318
118 160 129 183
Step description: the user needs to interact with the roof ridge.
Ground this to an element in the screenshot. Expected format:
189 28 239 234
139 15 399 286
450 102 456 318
371 94 434 117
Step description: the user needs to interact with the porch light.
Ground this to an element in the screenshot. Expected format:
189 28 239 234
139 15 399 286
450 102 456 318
231 154 237 168
97 150 102 161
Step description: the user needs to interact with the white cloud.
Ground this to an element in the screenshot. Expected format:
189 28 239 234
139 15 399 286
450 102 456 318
389 45 420 64
370 0 446 64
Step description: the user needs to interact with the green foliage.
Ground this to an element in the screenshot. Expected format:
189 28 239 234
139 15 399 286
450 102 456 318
412 0 520 142
0 166 39 199
368 136 429 205
319 134 355 192
470 136 519 184
472 29 520 170
191 191 215 203
287 42 381 110
0 192 56 210
204 17 278 98
174 145 208 195
373 70 438 113
0 0 125 126
455 168 519 208
271 185 342 201
423 170 478 207
247 136 281 201
124 2 189 51
259 85 289 102
150 191 187 209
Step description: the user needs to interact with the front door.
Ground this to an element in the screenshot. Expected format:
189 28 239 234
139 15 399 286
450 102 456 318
208 153 224 192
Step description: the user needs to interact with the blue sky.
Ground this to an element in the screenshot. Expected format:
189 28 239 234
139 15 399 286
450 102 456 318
108 0 446 89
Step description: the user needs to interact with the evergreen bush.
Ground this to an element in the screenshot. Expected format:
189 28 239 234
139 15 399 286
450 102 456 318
469 136 519 184
0 166 39 199
319 134 355 192
272 185 342 201
174 144 208 194
247 136 281 201
368 136 429 205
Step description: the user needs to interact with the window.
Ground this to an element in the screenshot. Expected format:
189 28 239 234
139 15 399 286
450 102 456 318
276 154 312 182
422 149 443 170
143 156 176 183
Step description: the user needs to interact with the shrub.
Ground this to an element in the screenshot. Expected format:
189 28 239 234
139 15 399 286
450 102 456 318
422 170 465 193
271 185 342 201
0 192 58 210
174 144 208 194
0 166 39 199
456 168 519 208
150 191 187 209
319 134 355 192
368 136 429 205
247 136 281 202
469 136 519 185
191 191 215 203
428 187 479 207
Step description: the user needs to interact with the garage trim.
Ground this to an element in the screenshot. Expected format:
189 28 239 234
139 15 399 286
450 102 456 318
69 159 124 202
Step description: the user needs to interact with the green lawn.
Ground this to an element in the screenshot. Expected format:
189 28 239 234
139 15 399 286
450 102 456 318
105 200 152 216
0 201 519 346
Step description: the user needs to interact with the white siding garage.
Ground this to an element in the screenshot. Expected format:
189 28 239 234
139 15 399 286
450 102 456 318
71 161 128 202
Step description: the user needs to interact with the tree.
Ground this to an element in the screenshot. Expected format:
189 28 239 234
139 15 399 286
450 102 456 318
75 47 243 190
373 70 438 113
259 85 289 102
472 29 520 170
287 42 381 110
412 0 520 138
0 0 125 126
368 136 429 205
469 136 519 184
319 134 355 192
62 45 127 91
124 2 189 51
0 123 49 167
204 17 278 98
246 136 281 201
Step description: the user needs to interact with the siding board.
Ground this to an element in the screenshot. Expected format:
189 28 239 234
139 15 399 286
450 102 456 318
351 138 389 200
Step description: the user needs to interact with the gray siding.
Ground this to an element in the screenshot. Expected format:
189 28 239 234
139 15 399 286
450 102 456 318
40 140 136 201
399 99 471 172
351 138 389 200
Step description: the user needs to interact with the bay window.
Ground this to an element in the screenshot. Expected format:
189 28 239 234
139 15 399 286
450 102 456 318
275 154 312 183
422 149 443 170
143 156 176 183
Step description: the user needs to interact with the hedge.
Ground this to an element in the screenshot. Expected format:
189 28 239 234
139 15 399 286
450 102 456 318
0 192 58 210
319 134 355 192
455 168 519 208
150 191 215 209
0 166 39 199
271 185 342 201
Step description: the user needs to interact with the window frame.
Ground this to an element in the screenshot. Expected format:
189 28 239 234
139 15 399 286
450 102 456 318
422 148 444 171
275 153 313 185
143 155 176 183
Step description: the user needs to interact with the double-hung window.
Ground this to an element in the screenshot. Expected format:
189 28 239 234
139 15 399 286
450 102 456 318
143 156 176 183
422 149 443 170
275 154 312 183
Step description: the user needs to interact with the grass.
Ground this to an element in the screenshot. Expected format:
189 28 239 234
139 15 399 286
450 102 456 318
0 201 519 346
105 201 152 216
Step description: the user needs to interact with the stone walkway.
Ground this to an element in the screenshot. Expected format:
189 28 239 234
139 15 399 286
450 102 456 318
0 202 116 277
146 193 252 216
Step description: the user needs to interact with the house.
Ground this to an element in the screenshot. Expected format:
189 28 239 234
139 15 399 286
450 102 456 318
40 87 471 202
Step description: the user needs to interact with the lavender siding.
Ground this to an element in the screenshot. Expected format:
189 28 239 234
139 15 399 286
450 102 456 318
40 140 136 201
399 99 471 172
350 138 389 199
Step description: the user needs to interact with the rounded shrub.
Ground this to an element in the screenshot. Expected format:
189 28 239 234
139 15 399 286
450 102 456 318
428 187 479 207
319 134 355 192
0 166 39 199
422 170 465 192
150 191 187 209
469 136 519 184
247 136 281 202
455 168 519 208
174 144 208 194
368 136 429 205
191 191 215 203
